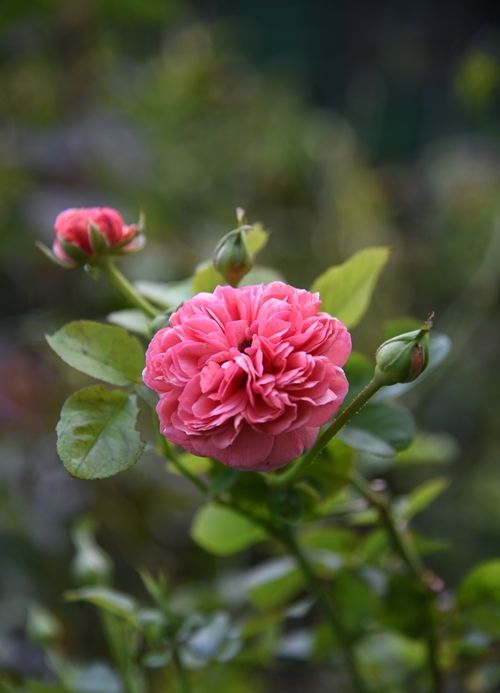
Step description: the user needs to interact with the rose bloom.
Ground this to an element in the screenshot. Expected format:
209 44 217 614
53 207 140 265
143 282 351 471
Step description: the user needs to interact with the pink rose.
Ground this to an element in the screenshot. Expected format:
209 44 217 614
53 207 142 265
143 282 351 471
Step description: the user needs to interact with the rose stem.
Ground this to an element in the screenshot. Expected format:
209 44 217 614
273 375 385 486
172 646 191 693
349 471 442 691
158 435 208 495
100 257 159 319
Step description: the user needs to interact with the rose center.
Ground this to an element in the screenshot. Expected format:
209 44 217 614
238 338 252 353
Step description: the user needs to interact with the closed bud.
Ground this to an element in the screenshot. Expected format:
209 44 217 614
43 207 144 268
375 321 431 386
213 227 252 287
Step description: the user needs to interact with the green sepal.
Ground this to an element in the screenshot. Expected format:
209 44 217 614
89 222 111 254
36 241 73 268
59 238 91 264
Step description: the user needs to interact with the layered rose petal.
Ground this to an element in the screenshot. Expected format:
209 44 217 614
53 207 140 265
143 282 351 471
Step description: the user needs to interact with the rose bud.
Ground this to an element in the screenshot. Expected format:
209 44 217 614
213 226 252 287
375 322 431 386
44 207 145 267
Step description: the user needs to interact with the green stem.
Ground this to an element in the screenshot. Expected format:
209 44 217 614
274 376 384 486
150 406 209 494
159 435 208 495
281 529 368 693
101 257 158 319
425 611 442 693
350 470 441 691
172 647 191 693
350 471 424 577
101 614 141 693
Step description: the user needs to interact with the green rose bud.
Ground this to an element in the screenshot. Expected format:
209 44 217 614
375 322 431 386
213 226 252 287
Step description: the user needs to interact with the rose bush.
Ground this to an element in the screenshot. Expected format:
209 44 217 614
32 210 484 693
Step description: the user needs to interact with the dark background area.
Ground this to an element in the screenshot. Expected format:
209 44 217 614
1 0 500 688
200 0 500 158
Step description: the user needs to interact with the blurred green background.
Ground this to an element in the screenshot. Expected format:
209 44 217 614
1 0 500 688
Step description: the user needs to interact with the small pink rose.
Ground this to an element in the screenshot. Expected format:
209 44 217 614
53 207 142 266
143 282 351 471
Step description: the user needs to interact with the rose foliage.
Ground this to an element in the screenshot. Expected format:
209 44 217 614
20 206 499 693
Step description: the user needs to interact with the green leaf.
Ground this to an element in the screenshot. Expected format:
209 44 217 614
107 309 150 336
311 246 390 328
228 473 274 523
303 438 355 498
458 560 500 636
267 485 317 524
168 452 212 477
400 476 450 520
240 266 284 285
139 570 170 607
344 352 373 403
381 574 429 637
243 223 269 258
134 382 158 409
47 321 145 386
356 529 388 563
460 560 500 604
347 509 379 527
412 533 450 555
330 570 379 637
242 557 304 610
339 402 416 458
57 386 144 479
192 261 225 294
340 428 394 458
134 279 193 308
357 632 426 686
191 503 265 556
207 466 240 497
65 586 138 625
394 432 458 466
300 527 357 556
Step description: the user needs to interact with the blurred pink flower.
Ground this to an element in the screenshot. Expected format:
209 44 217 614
53 207 141 265
143 282 351 471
